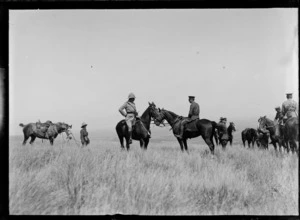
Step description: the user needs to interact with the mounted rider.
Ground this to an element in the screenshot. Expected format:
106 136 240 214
178 96 200 138
119 93 139 144
281 92 298 123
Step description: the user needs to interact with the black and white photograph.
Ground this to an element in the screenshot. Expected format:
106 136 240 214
8 8 298 215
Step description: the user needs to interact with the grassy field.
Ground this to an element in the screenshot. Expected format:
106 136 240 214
9 134 299 215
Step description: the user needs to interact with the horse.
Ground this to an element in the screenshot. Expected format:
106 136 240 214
153 108 217 154
241 128 258 148
256 130 269 149
283 117 299 154
257 116 286 152
227 122 236 146
19 121 72 145
115 102 159 150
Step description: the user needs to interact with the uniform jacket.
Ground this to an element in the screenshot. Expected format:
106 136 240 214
282 99 298 118
188 101 200 120
119 101 137 117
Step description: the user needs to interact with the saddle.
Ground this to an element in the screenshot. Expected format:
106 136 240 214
172 118 199 136
35 120 53 138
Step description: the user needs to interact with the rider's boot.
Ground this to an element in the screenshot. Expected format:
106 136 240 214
128 131 133 144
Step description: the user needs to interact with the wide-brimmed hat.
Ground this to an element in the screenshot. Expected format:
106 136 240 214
286 92 293 96
275 106 280 110
81 122 88 128
188 96 195 99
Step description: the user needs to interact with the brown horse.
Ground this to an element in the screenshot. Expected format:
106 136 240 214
257 116 286 152
283 117 299 154
115 102 159 150
153 108 217 154
19 121 72 145
241 128 258 148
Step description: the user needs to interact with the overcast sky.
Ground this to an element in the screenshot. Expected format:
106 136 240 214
9 9 298 135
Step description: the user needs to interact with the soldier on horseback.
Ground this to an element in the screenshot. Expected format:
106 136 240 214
178 96 200 139
282 92 298 123
274 106 284 124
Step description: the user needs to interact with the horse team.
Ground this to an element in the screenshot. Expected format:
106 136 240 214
19 102 298 155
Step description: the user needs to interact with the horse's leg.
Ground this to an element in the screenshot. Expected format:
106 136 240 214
125 136 130 151
29 135 36 145
144 138 149 150
176 138 184 152
272 141 277 151
22 134 29 146
289 140 296 154
49 138 54 146
182 138 189 154
203 137 215 154
247 140 251 148
139 139 145 150
118 134 125 150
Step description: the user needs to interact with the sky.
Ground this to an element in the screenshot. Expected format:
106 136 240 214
9 9 298 135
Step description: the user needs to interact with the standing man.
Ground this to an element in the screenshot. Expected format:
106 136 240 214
119 93 138 144
178 96 200 138
80 122 90 146
282 92 298 123
217 117 227 140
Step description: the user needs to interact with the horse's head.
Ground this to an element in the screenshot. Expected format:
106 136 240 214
153 108 167 126
148 101 160 119
57 122 73 139
229 122 236 132
257 116 272 134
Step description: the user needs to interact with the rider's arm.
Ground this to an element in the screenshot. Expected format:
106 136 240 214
119 103 127 117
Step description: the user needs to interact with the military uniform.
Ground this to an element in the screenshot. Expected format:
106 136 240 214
119 101 137 132
179 96 200 138
282 99 298 119
119 93 139 144
80 122 90 146
188 101 200 120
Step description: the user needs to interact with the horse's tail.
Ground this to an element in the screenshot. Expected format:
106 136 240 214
19 123 25 127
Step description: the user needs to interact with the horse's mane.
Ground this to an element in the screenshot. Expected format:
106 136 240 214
161 109 179 118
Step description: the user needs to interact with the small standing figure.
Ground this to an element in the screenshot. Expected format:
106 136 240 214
217 117 228 140
80 122 90 146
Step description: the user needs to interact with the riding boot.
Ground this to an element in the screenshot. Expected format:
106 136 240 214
128 131 133 144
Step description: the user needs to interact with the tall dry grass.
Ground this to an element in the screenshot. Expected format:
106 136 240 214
9 137 298 215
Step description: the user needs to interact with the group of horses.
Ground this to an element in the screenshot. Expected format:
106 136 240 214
242 116 299 154
19 102 298 156
116 102 236 154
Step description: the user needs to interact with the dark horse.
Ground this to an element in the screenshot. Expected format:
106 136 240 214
241 128 258 148
153 108 217 154
227 122 236 146
258 116 286 152
283 117 299 154
115 102 158 150
19 121 72 145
